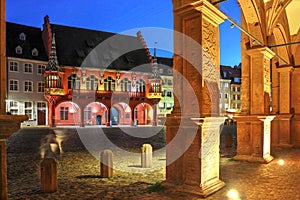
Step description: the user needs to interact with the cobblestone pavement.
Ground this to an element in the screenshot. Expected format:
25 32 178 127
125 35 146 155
7 127 300 199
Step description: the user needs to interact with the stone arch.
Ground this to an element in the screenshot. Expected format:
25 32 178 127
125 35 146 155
84 102 108 125
272 23 292 65
134 103 153 125
55 101 80 126
237 0 266 45
111 102 132 125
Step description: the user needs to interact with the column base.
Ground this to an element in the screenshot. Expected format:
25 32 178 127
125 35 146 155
234 115 274 164
162 179 225 197
234 154 274 163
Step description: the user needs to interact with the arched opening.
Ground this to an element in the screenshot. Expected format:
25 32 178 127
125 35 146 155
111 102 132 126
111 106 119 125
135 103 153 125
55 101 80 126
84 102 108 125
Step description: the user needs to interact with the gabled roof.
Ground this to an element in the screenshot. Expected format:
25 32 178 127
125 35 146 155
157 57 173 75
220 64 241 80
6 22 48 61
50 24 152 72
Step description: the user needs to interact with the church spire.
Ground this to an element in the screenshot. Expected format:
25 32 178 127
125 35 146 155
152 43 159 79
45 33 61 72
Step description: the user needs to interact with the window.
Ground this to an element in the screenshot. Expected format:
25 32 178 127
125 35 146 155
24 63 33 73
86 75 98 90
220 93 222 98
10 101 18 108
159 102 165 108
231 86 235 92
168 69 172 75
9 80 19 91
237 87 241 92
24 81 33 92
166 91 172 97
37 65 45 74
9 61 19 72
37 82 44 93
60 107 69 120
45 75 62 88
232 95 236 100
120 78 131 92
84 107 91 120
104 76 116 91
166 103 173 110
16 46 22 54
224 83 229 88
150 82 161 93
32 48 38 56
19 32 26 41
68 74 80 89
167 79 172 85
37 102 46 109
224 93 228 99
136 79 146 92
8 100 19 115
24 101 33 120
237 95 241 100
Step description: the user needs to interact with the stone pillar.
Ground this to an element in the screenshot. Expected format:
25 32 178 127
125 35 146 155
0 0 6 115
152 105 157 126
0 140 7 199
273 66 294 146
100 150 113 178
40 158 58 193
0 115 28 200
141 144 152 168
107 108 111 126
48 103 56 127
80 106 85 127
163 0 226 197
234 47 275 163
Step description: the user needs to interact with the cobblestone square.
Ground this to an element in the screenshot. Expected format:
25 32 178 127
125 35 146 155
7 127 300 199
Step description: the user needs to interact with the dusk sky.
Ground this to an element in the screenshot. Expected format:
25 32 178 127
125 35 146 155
7 0 241 66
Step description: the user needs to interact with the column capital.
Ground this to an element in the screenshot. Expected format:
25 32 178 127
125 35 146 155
174 0 227 26
276 66 294 73
246 47 275 60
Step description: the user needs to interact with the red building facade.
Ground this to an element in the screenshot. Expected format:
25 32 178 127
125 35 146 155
42 16 161 127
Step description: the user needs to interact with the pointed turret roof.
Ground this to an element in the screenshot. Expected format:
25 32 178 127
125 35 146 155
45 34 62 71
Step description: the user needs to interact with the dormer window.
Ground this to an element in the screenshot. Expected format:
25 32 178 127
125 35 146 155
19 32 26 41
32 48 38 56
15 46 22 55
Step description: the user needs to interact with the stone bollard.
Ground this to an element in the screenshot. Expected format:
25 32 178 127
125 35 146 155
100 150 113 178
141 144 152 168
40 158 58 193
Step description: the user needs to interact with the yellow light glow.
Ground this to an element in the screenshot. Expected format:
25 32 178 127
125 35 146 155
278 159 285 166
227 189 240 199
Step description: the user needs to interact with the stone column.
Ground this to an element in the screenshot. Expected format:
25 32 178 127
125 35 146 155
0 2 28 199
48 103 56 127
152 105 157 126
0 0 6 115
234 47 275 163
0 115 28 200
273 66 294 146
163 0 226 197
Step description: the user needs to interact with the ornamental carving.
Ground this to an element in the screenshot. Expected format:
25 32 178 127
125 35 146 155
202 20 218 83
263 58 271 94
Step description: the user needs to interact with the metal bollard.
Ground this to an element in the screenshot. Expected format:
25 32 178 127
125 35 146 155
141 144 152 168
100 150 113 178
40 158 58 193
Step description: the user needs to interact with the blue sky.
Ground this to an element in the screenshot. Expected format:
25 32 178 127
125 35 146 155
7 0 241 66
